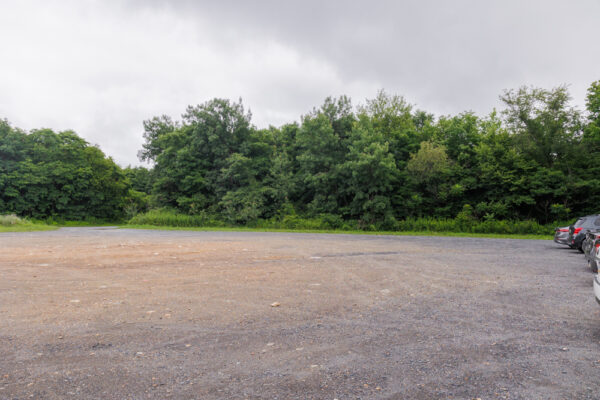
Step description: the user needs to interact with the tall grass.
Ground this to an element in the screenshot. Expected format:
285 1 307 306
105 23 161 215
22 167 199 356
128 210 560 236
395 217 554 235
0 214 57 232
128 210 228 228
0 214 28 226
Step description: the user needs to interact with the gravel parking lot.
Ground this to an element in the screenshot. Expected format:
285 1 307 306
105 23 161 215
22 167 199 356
1 228 599 399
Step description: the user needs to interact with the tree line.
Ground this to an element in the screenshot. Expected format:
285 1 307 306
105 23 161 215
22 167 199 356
1 82 599 227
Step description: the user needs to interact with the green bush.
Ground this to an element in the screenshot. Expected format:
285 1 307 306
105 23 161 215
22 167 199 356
395 217 555 235
129 210 559 235
128 209 227 228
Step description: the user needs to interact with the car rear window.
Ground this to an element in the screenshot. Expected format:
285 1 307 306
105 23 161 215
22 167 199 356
574 218 587 227
582 216 600 227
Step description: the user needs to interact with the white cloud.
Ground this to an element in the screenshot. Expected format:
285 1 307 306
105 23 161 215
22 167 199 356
0 0 598 166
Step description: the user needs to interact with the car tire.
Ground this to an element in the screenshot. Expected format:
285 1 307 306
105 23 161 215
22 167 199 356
589 259 598 273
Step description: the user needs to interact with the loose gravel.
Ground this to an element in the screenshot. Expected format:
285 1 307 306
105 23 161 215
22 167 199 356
1 228 599 399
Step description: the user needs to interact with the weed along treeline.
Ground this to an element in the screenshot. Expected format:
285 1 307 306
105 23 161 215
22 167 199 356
2 82 600 233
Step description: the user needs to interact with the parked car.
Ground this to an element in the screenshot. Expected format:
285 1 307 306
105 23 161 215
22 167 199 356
582 230 600 256
593 238 600 273
554 226 571 246
568 215 600 252
583 232 600 272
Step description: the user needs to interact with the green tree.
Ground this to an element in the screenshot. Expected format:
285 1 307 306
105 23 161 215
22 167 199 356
343 119 400 228
406 140 454 216
406 141 451 185
293 97 354 215
500 86 582 169
0 121 130 220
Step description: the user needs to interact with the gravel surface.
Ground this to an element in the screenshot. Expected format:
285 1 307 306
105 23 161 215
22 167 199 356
1 228 599 399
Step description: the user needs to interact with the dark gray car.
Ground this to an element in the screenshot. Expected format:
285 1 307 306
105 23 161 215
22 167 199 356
568 215 600 251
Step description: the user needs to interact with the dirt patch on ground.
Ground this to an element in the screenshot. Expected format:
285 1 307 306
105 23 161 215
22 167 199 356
1 228 600 399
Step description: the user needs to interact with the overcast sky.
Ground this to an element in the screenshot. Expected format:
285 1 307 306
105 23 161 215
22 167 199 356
1 0 599 166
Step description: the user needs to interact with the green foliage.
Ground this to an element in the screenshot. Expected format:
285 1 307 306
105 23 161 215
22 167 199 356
500 85 582 169
124 166 154 194
0 214 56 232
129 210 561 236
406 141 451 183
394 217 554 235
5 81 600 227
135 84 600 226
0 121 130 220
128 209 226 227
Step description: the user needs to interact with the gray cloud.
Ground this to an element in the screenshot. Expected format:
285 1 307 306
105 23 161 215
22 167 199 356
0 0 598 166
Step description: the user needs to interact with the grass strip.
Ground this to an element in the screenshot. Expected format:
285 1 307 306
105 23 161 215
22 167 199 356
0 224 58 232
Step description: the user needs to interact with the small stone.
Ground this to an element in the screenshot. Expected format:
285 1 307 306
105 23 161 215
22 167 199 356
146 310 155 314
69 299 80 303
185 344 191 347
270 302 280 307
266 342 275 346
296 347 304 351
310 365 319 368
136 352 144 356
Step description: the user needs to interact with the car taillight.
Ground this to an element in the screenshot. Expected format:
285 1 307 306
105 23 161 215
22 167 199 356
596 243 600 249
559 228 569 232
574 228 583 234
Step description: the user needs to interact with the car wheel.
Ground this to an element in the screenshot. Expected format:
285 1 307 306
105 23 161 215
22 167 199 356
589 259 598 273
